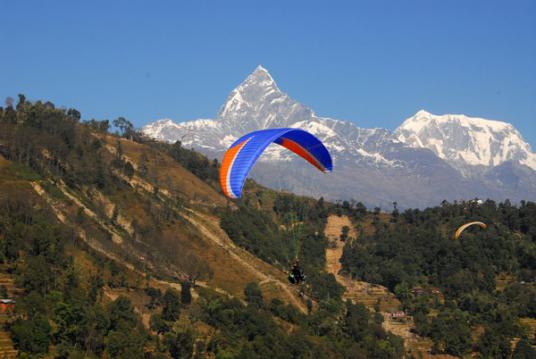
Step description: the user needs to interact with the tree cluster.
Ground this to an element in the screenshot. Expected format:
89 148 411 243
341 199 536 355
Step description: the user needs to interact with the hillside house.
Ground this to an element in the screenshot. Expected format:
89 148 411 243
0 299 14 313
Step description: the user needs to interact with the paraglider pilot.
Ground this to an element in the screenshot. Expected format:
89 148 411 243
288 260 305 285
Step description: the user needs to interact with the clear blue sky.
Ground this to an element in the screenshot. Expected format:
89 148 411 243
2 0 535 145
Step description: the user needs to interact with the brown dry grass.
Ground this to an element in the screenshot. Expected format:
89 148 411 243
325 214 356 240
519 317 536 341
495 273 516 291
102 135 227 207
6 136 308 318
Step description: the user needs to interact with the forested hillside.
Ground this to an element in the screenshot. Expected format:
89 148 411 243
0 95 534 358
0 96 404 358
340 201 536 357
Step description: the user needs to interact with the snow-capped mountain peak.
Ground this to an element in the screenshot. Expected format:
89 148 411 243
415 109 431 117
142 118 179 139
395 110 536 172
217 65 280 119
141 66 400 165
217 65 313 131
249 65 276 84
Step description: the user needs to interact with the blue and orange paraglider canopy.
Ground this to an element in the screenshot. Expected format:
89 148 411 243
220 128 333 199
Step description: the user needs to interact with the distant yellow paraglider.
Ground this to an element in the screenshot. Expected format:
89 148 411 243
453 221 487 240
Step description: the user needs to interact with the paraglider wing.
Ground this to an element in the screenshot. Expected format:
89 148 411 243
453 221 487 240
220 128 333 199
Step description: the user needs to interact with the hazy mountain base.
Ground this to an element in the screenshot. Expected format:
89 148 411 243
247 158 478 210
197 147 484 210
244 141 536 209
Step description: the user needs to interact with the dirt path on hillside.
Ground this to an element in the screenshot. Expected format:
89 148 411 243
325 215 389 307
183 209 308 313
30 181 233 299
324 215 434 356
32 136 308 313
33 168 306 313
30 182 127 263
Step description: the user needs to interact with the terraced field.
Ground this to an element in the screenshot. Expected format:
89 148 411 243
324 215 435 357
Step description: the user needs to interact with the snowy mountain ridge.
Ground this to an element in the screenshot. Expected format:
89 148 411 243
143 65 536 173
395 110 536 172
142 65 536 207
143 65 399 168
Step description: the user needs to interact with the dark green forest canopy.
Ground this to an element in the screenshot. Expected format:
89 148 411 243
341 199 536 355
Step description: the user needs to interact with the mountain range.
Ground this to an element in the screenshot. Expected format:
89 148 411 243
142 65 536 209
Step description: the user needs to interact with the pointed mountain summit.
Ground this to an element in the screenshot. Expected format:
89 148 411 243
218 65 313 131
248 65 276 85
